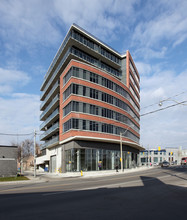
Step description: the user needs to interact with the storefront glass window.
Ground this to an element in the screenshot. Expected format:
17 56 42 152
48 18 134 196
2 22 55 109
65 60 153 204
64 148 137 172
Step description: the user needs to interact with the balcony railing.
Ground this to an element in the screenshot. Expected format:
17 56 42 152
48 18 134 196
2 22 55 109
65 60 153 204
41 136 59 150
40 108 59 130
40 78 59 101
41 48 71 98
40 122 59 141
71 32 121 67
40 80 59 110
41 32 71 90
40 94 59 121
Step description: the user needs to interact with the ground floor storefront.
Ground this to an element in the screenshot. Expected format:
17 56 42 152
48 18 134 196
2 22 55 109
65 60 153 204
36 140 141 173
65 148 139 172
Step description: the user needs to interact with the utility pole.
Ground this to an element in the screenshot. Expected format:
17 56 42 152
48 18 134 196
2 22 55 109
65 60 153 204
148 145 149 168
20 143 23 175
120 132 123 172
34 129 36 178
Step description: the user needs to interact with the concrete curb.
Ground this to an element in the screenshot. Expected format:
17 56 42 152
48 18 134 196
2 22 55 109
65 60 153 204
0 166 154 185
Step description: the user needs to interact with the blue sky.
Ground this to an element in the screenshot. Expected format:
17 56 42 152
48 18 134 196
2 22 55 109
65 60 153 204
0 0 187 149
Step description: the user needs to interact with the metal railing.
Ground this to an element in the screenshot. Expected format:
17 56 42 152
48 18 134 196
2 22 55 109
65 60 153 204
40 94 59 120
41 48 71 97
40 81 59 110
40 122 59 140
41 136 59 150
40 108 59 130
41 32 71 90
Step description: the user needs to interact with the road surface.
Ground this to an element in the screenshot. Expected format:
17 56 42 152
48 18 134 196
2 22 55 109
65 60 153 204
0 166 186 220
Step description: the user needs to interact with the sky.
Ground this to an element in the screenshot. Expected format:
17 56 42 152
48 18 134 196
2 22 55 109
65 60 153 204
0 0 187 149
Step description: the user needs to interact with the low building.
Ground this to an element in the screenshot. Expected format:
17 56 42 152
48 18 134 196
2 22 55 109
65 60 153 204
140 147 187 165
0 145 17 177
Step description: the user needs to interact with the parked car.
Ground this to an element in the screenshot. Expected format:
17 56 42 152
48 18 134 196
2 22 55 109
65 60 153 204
181 157 187 165
161 161 170 167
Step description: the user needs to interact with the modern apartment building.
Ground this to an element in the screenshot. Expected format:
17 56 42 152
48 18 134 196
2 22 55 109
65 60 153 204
37 24 143 173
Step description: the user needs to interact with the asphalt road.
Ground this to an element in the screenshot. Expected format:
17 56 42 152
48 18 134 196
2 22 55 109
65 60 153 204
0 166 186 220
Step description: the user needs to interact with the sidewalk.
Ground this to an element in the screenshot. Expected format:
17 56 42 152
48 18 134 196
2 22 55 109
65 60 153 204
0 166 154 185
25 165 154 180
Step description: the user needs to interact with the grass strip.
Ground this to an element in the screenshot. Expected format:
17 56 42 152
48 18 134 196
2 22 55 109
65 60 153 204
0 175 29 182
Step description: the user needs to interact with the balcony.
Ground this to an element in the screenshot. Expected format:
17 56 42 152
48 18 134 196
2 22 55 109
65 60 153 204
40 80 59 111
40 94 59 121
40 122 59 141
41 48 71 99
36 154 50 165
71 31 121 68
41 136 59 150
40 108 59 131
41 32 71 91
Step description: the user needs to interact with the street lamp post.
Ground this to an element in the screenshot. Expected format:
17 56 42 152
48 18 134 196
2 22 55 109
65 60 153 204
159 98 187 106
120 128 129 172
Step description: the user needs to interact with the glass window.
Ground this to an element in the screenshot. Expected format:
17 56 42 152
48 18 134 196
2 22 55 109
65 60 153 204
73 67 79 77
80 149 86 171
83 70 86 79
90 72 98 83
154 157 158 162
90 88 98 99
72 119 79 129
89 121 98 131
72 101 79 111
83 86 86 96
73 84 79 94
82 120 86 130
83 103 86 113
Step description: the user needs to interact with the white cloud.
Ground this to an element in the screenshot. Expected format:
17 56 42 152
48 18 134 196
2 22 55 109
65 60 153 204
131 0 187 59
136 62 152 76
0 0 61 54
0 68 30 84
0 85 12 94
140 68 187 148
0 67 30 94
134 47 167 60
0 93 40 145
137 1 187 46
53 0 136 42
0 0 136 58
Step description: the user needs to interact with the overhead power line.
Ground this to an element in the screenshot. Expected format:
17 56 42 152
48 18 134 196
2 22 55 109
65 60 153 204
141 90 187 110
140 100 187 117
0 132 33 136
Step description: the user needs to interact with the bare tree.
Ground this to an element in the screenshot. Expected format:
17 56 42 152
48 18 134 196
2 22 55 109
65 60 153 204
35 142 42 156
11 139 41 163
22 139 33 157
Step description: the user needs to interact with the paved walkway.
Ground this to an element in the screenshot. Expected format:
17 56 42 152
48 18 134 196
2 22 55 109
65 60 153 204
0 166 154 185
26 166 153 180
